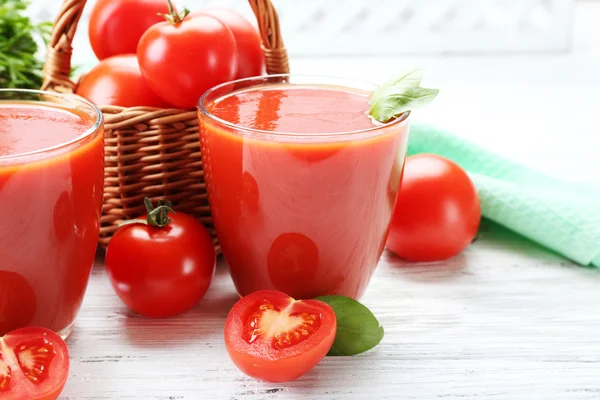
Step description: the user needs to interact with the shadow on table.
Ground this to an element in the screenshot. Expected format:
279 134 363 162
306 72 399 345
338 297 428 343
230 352 382 397
383 218 599 282
118 266 240 349
382 250 469 282
476 218 599 271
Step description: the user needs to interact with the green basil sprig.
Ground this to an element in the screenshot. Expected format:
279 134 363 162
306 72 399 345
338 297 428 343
369 67 439 123
315 295 384 356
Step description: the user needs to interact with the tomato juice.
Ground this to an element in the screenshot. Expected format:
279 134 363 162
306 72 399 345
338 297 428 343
0 90 104 338
199 76 410 300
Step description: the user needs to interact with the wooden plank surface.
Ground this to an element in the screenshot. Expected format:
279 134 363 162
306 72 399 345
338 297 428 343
59 221 600 400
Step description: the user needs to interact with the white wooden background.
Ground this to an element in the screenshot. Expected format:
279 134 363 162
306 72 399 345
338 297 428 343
28 0 574 61
58 2 600 399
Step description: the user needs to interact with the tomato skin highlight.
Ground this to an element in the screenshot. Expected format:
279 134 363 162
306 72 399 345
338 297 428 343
386 154 481 262
76 55 169 108
192 8 265 79
137 14 238 109
0 327 70 400
88 0 170 60
224 290 336 383
105 212 216 318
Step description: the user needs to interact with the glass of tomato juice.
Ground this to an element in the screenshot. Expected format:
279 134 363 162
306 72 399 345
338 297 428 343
0 89 104 339
198 75 410 300
198 75 409 299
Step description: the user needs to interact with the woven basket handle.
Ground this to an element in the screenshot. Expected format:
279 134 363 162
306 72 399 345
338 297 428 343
41 0 290 93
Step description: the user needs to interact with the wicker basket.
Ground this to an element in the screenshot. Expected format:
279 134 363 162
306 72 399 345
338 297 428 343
40 0 290 251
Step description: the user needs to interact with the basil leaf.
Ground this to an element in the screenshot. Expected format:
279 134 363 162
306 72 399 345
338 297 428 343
315 295 384 356
371 68 423 105
370 86 439 123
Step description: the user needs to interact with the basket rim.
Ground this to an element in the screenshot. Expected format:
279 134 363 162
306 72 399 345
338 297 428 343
0 88 103 161
197 74 410 141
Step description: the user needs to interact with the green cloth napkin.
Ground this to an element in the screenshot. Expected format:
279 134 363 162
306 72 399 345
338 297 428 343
408 122 600 268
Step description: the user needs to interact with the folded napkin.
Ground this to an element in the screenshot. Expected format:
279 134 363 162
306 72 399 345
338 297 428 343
408 122 600 267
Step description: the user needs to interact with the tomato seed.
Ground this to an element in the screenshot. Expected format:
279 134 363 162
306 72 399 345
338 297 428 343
14 341 56 385
0 354 11 391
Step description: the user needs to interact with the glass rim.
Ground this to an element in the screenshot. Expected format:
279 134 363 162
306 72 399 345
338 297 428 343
197 74 410 139
0 88 103 161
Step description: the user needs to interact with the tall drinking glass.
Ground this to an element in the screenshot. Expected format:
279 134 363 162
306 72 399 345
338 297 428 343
199 75 410 300
0 89 104 339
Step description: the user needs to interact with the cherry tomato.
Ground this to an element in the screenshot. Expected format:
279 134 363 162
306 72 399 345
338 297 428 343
386 154 481 262
0 327 70 400
193 8 265 79
76 55 169 108
137 11 238 109
105 199 216 318
225 290 336 383
88 0 171 60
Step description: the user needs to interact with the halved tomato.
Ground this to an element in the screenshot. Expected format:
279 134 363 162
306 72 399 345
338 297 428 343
0 327 70 400
224 290 336 383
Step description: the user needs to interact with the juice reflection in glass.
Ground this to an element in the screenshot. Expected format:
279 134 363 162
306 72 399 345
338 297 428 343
0 89 104 338
199 76 410 300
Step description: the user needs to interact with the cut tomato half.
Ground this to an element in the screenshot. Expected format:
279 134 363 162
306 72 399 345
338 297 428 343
224 290 336 383
0 327 70 400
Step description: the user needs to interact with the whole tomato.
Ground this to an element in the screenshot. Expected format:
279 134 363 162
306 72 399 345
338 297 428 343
137 6 238 109
88 0 171 60
105 199 216 318
76 54 169 108
386 154 481 262
193 8 265 79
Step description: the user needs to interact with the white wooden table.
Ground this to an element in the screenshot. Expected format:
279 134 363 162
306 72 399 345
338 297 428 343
60 3 600 399
63 220 600 400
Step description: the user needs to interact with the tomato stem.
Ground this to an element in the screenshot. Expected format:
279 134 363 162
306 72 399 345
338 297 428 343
117 198 175 229
160 0 189 24
145 197 175 228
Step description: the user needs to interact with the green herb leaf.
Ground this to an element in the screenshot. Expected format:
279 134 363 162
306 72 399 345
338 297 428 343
315 295 384 356
0 0 52 91
371 68 423 105
369 68 439 123
370 86 439 123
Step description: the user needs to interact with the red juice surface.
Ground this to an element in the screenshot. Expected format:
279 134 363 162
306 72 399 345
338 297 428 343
0 103 104 336
200 84 409 299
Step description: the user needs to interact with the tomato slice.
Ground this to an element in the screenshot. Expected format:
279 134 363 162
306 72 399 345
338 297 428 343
0 327 69 400
224 290 336 383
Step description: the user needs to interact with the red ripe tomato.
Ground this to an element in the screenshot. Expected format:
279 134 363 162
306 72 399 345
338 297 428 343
0 327 70 400
76 55 169 108
105 199 216 318
386 154 481 262
137 11 238 109
88 0 170 60
224 290 336 383
193 8 265 79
